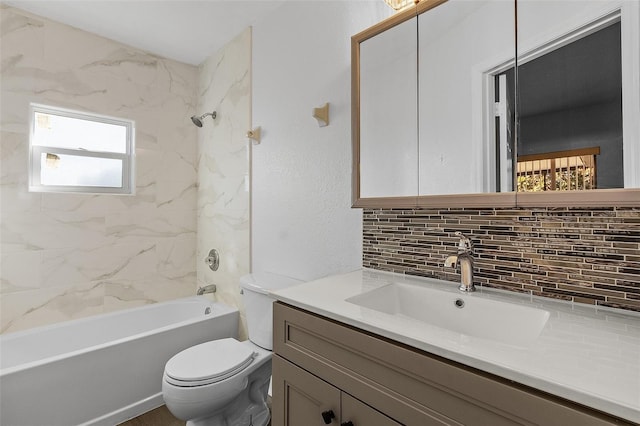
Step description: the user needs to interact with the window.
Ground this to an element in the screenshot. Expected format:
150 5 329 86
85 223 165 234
29 104 135 194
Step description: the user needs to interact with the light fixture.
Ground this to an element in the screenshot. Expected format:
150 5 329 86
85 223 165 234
384 0 415 11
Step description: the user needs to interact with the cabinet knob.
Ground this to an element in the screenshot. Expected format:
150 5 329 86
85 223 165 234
341 422 355 426
321 410 336 424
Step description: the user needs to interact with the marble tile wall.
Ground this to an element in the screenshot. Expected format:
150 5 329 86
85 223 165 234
363 207 640 312
0 5 200 333
196 28 251 339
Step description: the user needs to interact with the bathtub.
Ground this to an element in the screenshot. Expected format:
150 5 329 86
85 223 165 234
0 296 239 426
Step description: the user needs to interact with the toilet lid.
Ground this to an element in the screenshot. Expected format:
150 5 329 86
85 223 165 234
164 338 257 387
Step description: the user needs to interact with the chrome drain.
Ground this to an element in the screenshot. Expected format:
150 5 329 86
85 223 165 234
454 299 465 309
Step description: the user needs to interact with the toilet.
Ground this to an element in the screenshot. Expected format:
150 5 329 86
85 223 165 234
162 272 302 426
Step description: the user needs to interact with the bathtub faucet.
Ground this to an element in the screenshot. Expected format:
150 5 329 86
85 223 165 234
197 284 217 296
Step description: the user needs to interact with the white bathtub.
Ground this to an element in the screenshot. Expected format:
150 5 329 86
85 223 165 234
0 297 239 426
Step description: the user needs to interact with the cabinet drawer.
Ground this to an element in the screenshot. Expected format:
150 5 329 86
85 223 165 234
273 302 630 426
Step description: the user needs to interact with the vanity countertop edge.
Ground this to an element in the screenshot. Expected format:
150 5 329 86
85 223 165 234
271 268 640 424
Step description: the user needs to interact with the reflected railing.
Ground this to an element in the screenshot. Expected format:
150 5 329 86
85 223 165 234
517 147 599 191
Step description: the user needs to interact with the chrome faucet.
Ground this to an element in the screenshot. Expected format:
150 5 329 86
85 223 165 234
444 232 475 292
197 284 217 295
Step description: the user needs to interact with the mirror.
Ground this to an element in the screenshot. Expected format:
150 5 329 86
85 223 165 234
417 0 515 196
358 15 418 199
516 0 640 198
517 21 622 191
352 0 640 208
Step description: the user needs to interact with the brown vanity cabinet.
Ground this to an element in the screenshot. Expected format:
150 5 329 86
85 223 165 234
272 355 399 425
272 302 632 426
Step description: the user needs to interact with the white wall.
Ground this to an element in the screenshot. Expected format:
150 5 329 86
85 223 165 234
251 1 391 282
0 5 199 333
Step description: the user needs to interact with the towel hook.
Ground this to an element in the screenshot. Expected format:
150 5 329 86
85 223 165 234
247 127 261 144
313 103 329 127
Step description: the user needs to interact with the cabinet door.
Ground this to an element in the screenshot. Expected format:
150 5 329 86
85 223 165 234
341 392 401 426
272 355 340 426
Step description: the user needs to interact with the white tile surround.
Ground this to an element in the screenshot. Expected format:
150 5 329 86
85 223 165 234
196 28 251 339
0 4 244 333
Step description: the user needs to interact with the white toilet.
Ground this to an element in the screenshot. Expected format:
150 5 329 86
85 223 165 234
162 272 301 426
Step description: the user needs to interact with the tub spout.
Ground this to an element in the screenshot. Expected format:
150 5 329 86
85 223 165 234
197 284 217 296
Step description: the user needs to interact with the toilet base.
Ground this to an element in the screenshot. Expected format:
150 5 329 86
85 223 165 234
184 360 272 426
186 404 269 426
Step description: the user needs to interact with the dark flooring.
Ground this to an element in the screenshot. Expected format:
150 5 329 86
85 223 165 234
119 406 184 426
119 400 272 425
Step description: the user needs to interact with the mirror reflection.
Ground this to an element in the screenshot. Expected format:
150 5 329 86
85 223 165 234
515 0 635 192
359 17 418 198
417 0 515 195
353 0 640 207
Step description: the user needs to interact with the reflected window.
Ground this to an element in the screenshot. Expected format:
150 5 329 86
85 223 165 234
29 104 135 194
516 18 622 190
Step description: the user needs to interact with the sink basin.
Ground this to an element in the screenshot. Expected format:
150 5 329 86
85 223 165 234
346 282 550 346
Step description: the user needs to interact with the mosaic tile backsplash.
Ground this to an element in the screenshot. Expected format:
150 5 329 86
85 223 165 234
363 207 640 312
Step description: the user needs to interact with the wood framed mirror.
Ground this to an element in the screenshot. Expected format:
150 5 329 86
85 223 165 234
352 0 640 208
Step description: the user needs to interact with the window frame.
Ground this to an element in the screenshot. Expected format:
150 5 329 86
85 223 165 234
28 103 135 195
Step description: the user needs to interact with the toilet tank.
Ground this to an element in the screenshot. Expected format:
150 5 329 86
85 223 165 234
239 272 302 350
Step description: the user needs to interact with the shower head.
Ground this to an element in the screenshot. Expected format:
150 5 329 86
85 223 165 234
191 111 217 127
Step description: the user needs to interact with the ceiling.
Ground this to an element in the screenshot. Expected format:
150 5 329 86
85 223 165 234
3 0 290 65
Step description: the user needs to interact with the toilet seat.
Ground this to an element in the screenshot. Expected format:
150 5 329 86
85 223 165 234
164 338 257 387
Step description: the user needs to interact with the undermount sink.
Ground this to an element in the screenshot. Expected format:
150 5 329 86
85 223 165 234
346 282 550 346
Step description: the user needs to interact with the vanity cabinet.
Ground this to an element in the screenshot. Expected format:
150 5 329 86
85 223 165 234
273 355 399 426
272 302 632 426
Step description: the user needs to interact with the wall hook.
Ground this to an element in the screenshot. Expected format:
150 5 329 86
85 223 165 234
312 102 330 127
247 127 261 144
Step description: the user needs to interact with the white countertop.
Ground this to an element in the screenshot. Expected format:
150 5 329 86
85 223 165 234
272 268 640 423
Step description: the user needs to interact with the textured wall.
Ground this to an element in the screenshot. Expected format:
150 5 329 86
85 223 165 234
0 6 199 333
251 1 391 281
196 28 251 338
363 207 640 311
